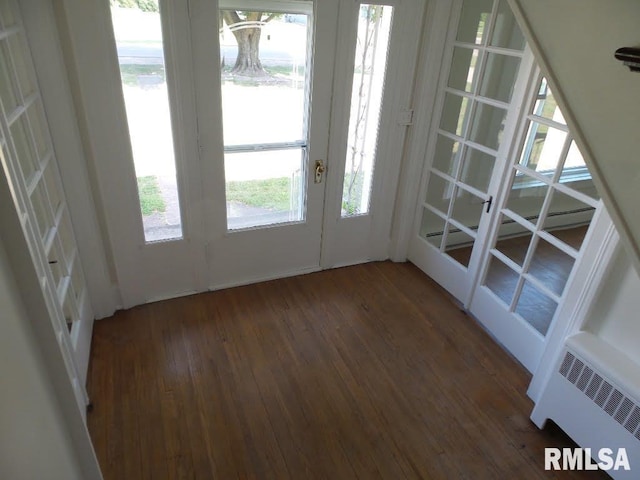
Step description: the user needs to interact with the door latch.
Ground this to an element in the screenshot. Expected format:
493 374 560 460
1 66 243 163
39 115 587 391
482 195 493 213
314 160 326 184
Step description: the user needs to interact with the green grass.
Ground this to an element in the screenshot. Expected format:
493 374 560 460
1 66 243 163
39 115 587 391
226 177 292 211
137 176 166 215
119 64 165 87
342 171 365 215
265 65 306 76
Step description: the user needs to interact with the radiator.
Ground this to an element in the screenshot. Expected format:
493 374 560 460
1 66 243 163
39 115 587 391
531 332 640 478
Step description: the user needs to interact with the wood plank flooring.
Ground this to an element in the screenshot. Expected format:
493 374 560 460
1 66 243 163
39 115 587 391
87 261 607 479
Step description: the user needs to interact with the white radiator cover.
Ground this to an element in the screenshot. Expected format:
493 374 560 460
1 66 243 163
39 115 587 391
531 332 640 479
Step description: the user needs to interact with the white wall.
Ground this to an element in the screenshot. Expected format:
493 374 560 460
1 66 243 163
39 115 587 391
586 245 640 367
0 240 84 480
510 0 640 275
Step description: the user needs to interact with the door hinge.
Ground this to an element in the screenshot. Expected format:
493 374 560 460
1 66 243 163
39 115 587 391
397 108 414 126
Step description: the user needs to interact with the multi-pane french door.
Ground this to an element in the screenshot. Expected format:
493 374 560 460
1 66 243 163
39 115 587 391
74 0 423 307
408 0 605 373
468 74 603 372
0 0 92 412
409 0 533 302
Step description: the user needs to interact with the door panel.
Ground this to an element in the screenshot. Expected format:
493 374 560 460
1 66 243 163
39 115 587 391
469 75 601 370
199 0 335 288
321 0 424 267
410 0 531 302
0 0 91 409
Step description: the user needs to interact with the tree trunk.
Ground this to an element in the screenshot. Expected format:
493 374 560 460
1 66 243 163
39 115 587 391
222 11 268 76
232 28 265 75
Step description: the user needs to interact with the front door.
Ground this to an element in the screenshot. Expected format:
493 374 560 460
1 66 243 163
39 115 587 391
196 0 337 288
85 0 422 306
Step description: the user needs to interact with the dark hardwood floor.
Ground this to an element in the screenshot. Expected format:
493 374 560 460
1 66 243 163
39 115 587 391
87 261 606 479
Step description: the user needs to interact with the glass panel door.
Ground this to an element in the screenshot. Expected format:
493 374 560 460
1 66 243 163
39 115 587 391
469 76 601 371
202 0 338 288
0 1 92 404
414 0 527 300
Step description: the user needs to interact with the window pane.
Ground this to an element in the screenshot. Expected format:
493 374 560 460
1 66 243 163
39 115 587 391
8 33 35 99
0 40 19 114
518 121 567 174
489 0 525 51
420 208 445 249
425 172 453 214
560 142 599 200
219 11 308 146
493 214 532 266
27 101 49 160
440 92 469 137
43 164 63 215
484 254 519 307
30 181 52 241
543 188 595 251
448 47 480 93
479 53 520 103
468 101 507 150
505 171 548 223
532 77 565 124
450 188 484 232
226 149 304 230
432 135 461 177
527 236 575 297
515 280 557 336
341 4 393 217
10 115 37 181
111 2 183 242
456 0 493 45
459 146 495 193
220 9 311 229
445 226 475 268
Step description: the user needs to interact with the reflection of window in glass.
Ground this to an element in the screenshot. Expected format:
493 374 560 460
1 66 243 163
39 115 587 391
519 122 567 173
341 4 393 217
448 47 480 93
489 0 526 51
516 77 593 187
533 78 565 124
110 1 183 243
456 0 492 45
219 7 311 230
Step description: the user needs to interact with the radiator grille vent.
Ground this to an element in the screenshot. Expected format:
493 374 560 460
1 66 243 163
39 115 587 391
625 407 640 434
585 373 603 400
559 351 640 443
